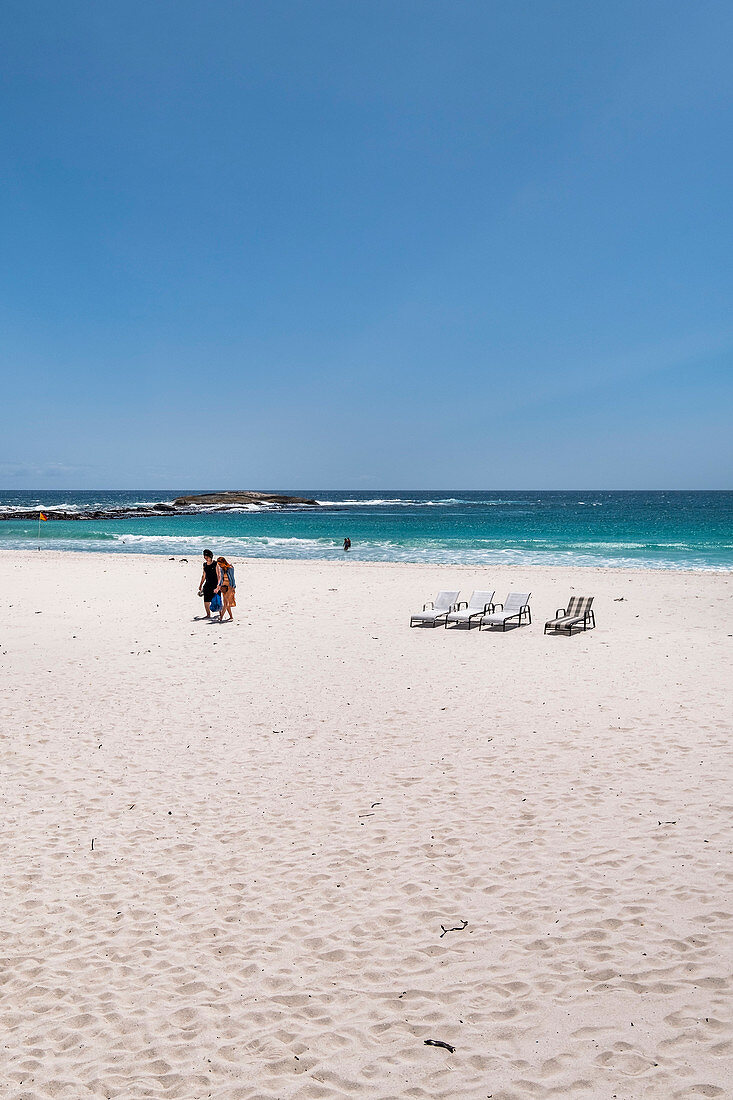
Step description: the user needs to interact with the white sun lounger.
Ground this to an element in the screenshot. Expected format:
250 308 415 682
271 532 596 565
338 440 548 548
444 590 495 628
410 590 460 627
479 592 531 631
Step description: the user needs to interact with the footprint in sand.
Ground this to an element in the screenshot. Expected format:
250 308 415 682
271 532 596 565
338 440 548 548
596 1044 656 1076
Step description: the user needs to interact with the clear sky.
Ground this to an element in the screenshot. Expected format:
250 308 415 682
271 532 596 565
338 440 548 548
1 0 731 489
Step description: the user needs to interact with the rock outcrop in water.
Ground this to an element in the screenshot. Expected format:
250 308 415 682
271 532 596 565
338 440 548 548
173 491 318 507
0 492 318 521
0 503 178 521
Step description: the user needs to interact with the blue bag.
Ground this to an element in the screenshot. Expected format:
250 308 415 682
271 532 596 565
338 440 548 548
210 592 222 612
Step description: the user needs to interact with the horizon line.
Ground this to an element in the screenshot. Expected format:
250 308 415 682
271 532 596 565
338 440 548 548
2 487 732 494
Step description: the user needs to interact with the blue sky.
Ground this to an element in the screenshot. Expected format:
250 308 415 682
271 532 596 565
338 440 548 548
1 0 731 489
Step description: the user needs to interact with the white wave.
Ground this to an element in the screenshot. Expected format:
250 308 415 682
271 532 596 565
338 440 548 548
315 497 478 507
1 528 730 570
0 499 179 516
17 532 707 571
571 541 702 550
114 533 337 546
314 498 543 507
0 503 85 513
178 501 314 514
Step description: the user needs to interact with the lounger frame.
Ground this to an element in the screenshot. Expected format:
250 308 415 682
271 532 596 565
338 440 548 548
409 591 459 628
444 592 495 629
479 594 532 632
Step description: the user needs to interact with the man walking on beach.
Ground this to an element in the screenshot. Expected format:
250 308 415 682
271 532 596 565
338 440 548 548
198 550 218 618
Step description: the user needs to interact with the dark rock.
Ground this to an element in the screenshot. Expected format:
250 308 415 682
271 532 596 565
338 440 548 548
0 491 318 522
0 507 173 521
172 491 319 507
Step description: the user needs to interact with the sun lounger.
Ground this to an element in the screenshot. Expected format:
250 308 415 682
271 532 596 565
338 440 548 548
544 596 595 635
479 592 531 631
444 590 495 628
410 590 460 627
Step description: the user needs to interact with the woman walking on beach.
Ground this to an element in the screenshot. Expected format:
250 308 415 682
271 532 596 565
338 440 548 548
198 549 218 618
215 556 236 622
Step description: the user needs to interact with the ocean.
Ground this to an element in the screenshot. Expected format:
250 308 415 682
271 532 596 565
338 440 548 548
0 490 731 571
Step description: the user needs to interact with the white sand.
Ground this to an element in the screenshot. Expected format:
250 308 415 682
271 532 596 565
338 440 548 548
0 551 731 1100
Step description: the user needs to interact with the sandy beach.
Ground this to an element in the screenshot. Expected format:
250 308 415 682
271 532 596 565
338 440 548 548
0 550 731 1100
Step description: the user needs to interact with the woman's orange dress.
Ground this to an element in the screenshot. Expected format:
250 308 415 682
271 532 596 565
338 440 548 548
221 579 236 609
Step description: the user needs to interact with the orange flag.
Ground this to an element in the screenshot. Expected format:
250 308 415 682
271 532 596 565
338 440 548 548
39 512 48 521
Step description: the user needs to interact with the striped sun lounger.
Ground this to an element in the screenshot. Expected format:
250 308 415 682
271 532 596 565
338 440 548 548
544 596 595 635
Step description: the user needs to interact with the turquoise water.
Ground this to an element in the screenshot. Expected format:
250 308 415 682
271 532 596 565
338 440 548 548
1 490 732 570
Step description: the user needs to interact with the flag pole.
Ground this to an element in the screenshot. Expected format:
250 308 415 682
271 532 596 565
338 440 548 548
38 511 41 551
